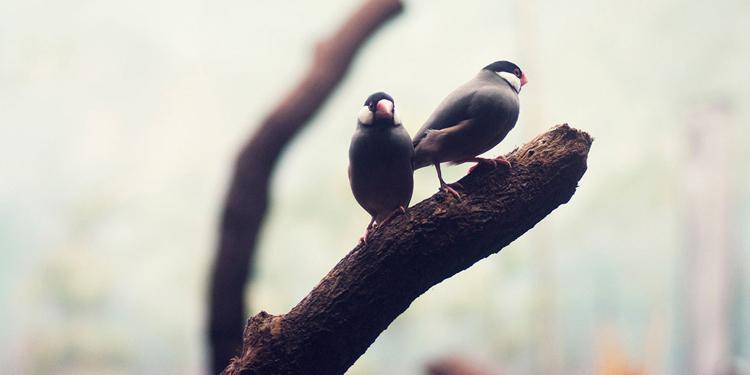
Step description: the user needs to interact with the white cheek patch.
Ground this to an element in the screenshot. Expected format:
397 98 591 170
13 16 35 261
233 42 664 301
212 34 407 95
393 109 402 126
497 71 522 93
358 106 373 125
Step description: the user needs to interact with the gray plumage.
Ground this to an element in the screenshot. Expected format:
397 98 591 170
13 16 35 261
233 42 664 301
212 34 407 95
348 93 414 227
412 65 523 170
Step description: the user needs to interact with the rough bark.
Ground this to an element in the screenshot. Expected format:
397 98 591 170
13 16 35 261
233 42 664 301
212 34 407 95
207 0 404 373
221 124 592 375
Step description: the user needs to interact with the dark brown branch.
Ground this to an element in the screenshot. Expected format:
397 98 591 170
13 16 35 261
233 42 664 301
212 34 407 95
207 0 404 372
221 124 592 375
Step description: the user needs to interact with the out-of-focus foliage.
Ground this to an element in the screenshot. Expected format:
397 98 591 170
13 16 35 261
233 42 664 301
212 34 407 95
1 0 748 374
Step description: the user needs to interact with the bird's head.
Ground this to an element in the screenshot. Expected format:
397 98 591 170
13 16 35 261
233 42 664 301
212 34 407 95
358 92 402 127
483 60 528 94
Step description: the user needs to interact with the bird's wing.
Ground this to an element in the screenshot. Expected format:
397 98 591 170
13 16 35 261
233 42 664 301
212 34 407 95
412 81 480 148
411 119 477 169
411 79 519 169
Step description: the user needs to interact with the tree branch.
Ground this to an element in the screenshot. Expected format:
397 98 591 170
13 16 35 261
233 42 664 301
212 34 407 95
207 0 404 372
221 124 592 375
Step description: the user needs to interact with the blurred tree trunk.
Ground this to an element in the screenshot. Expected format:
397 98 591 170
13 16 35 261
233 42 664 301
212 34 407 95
206 1 403 373
427 356 501 375
684 101 735 375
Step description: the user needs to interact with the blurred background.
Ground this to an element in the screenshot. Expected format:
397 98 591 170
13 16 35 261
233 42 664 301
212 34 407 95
1 0 749 374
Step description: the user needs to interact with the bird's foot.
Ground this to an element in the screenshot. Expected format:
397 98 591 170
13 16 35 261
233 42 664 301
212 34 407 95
467 157 499 174
440 182 463 200
466 156 511 174
434 162 462 200
358 218 377 244
378 206 406 228
359 227 375 244
493 155 511 169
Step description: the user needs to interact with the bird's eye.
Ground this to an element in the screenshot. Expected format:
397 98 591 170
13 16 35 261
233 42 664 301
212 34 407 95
513 68 522 78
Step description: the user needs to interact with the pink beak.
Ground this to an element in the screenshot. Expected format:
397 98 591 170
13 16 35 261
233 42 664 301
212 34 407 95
520 73 528 87
375 99 394 119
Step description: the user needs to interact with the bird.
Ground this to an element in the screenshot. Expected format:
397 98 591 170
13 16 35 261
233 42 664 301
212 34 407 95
412 60 527 198
349 92 414 243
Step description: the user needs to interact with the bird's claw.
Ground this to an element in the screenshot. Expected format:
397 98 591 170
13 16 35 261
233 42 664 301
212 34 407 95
467 156 511 174
440 183 462 200
378 206 407 228
359 228 374 244
493 155 511 169
360 206 407 244
358 218 377 244
467 159 495 174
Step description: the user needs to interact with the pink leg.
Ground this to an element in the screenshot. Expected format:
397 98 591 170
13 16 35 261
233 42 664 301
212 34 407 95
434 162 461 199
377 206 406 228
359 217 376 244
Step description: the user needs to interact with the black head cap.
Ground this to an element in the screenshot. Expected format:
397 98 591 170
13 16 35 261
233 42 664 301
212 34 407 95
483 60 524 79
364 91 395 111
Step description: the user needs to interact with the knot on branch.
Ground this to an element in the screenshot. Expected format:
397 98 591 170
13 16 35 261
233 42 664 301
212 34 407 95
244 311 284 339
222 312 283 375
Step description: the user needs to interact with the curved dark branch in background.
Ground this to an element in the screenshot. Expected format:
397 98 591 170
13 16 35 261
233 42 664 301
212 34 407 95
207 0 404 372
222 125 592 375
426 356 500 375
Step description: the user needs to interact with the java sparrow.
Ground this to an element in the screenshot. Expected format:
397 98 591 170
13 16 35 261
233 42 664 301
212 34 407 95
349 92 414 243
412 60 527 198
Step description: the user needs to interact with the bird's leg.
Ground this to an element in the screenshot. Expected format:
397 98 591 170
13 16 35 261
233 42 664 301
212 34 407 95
359 216 376 244
377 206 406 228
434 162 462 199
465 156 512 174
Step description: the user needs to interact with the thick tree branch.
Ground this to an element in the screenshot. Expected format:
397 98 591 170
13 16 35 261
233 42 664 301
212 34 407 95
207 0 404 372
222 124 592 375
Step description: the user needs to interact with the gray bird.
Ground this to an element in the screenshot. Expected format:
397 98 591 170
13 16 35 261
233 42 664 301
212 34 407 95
412 60 528 198
349 92 414 243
